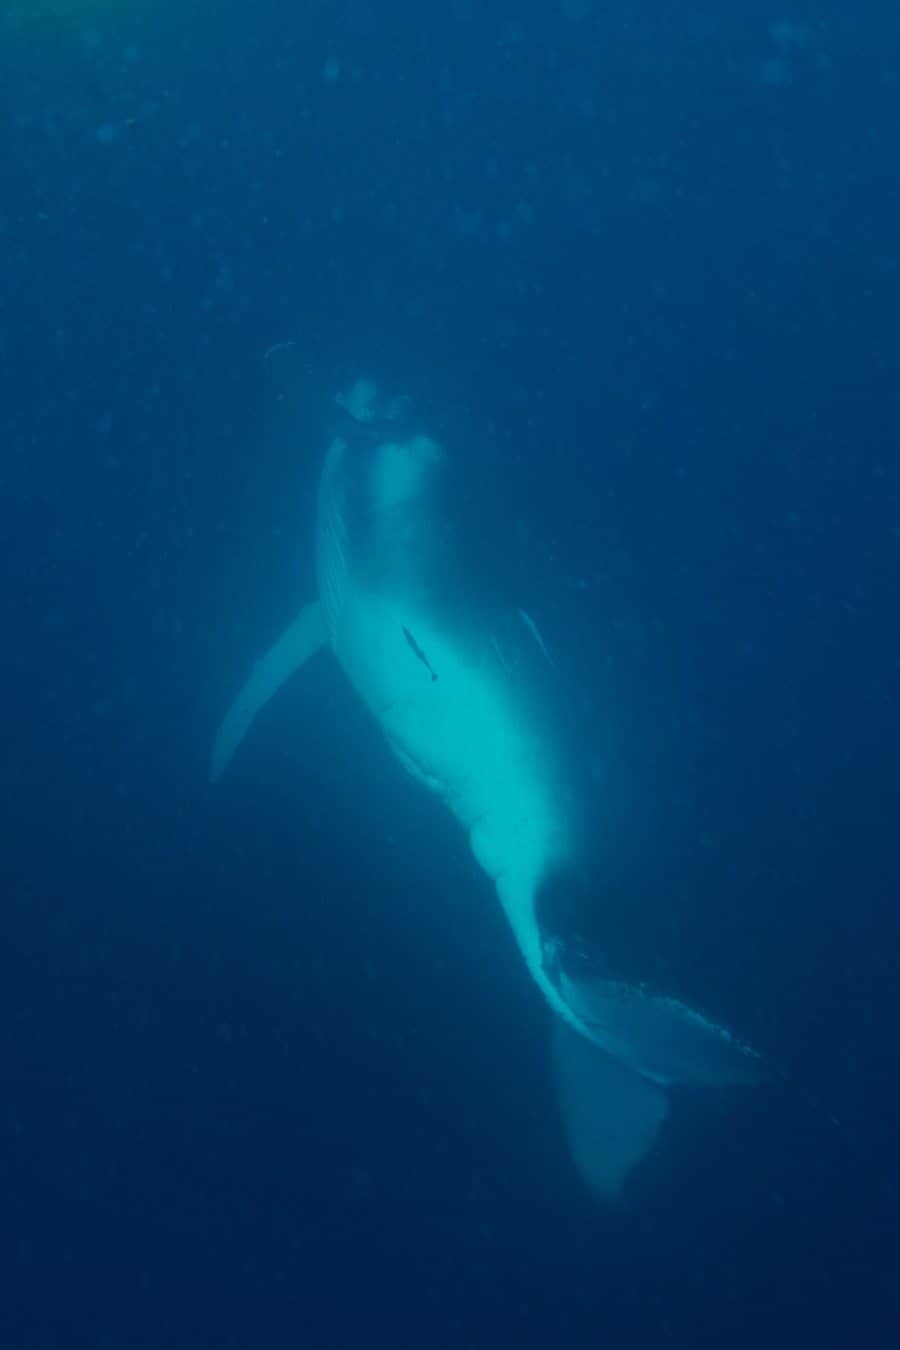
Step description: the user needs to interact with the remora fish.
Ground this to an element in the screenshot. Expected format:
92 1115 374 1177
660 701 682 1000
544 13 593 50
401 625 438 681
211 377 762 1197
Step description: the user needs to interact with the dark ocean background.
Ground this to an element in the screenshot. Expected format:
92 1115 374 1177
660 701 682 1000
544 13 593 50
3 2 900 1346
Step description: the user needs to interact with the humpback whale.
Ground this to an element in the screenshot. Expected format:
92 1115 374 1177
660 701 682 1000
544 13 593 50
212 377 762 1197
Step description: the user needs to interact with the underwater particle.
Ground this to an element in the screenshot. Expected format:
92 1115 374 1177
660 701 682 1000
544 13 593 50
94 122 130 146
452 203 484 238
214 263 234 296
761 56 791 86
561 67 596 118
770 18 810 49
499 20 525 47
762 15 812 86
323 57 340 82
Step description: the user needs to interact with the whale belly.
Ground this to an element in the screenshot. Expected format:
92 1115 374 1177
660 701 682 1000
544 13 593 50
330 580 576 1002
314 425 579 987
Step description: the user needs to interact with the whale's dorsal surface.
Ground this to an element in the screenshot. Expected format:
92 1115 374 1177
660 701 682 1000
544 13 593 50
212 377 762 1198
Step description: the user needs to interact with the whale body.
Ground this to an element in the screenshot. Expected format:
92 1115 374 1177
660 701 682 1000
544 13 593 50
212 377 761 1197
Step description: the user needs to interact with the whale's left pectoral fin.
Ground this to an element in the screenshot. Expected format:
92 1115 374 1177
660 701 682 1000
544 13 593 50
552 1019 669 1199
211 600 327 782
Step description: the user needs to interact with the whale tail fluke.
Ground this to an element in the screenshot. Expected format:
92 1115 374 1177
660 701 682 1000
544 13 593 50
558 971 765 1090
552 970 764 1196
211 600 327 783
552 1019 669 1198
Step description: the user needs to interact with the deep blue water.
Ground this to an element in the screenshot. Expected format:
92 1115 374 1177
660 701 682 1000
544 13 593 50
3 2 900 1346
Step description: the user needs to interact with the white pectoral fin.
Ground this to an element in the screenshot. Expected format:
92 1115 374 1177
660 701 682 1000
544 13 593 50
211 600 327 782
552 1019 668 1199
